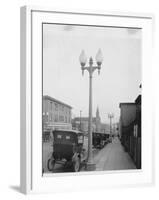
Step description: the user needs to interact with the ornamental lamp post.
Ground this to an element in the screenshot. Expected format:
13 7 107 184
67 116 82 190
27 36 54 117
80 110 82 131
79 49 103 171
108 113 114 138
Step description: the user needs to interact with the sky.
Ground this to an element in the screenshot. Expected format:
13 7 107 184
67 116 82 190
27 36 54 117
43 24 141 124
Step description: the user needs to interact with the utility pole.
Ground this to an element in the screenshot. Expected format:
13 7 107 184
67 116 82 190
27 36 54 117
108 113 114 138
80 110 82 131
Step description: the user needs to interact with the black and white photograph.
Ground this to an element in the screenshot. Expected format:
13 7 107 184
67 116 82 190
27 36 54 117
42 23 142 174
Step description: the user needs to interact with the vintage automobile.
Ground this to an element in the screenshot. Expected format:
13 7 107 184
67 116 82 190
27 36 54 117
92 132 110 149
47 129 86 172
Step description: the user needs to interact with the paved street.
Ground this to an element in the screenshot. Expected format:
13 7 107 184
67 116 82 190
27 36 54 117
43 137 136 173
94 137 136 171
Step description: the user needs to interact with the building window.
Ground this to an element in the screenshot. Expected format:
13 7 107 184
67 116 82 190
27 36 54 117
52 114 54 122
50 101 53 111
49 113 52 121
59 105 62 111
55 103 58 111
59 115 64 122
55 114 58 122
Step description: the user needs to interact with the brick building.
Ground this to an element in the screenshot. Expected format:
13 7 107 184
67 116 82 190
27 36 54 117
43 95 72 132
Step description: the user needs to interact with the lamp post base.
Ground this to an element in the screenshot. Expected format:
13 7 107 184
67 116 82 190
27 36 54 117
85 162 96 171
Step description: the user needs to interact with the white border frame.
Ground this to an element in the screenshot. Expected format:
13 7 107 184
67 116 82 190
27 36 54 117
20 6 154 194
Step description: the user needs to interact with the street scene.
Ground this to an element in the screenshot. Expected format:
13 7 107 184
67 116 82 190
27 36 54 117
43 136 136 173
42 24 141 174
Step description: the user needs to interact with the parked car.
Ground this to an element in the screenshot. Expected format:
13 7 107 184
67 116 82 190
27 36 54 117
47 129 86 172
92 132 110 149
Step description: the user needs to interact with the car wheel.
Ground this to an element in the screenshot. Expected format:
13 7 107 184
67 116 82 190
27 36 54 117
73 157 80 172
47 158 55 171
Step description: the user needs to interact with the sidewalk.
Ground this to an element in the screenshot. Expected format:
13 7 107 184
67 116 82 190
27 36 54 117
94 137 136 171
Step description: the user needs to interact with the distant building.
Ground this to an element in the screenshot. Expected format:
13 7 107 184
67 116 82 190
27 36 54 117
100 123 110 134
119 96 141 140
95 107 101 132
72 107 109 134
43 95 72 131
119 94 141 169
135 95 141 138
72 116 96 133
111 122 119 136
119 103 136 133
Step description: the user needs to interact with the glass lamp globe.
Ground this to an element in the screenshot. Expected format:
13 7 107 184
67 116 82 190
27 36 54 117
96 49 103 66
79 50 87 67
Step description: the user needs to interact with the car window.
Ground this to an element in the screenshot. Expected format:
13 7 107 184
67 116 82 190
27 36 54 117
57 134 62 139
66 135 71 140
78 135 83 143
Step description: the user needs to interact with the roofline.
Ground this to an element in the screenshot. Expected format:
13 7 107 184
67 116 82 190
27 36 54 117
119 103 136 108
53 129 84 135
73 117 96 120
43 95 72 109
93 132 110 135
135 94 141 103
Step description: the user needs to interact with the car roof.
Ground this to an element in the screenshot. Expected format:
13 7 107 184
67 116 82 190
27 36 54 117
53 129 84 136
